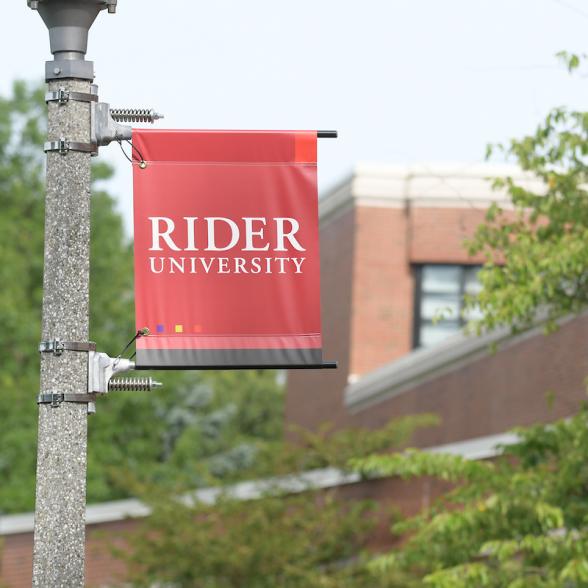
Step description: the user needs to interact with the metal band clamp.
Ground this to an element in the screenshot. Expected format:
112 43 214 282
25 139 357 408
37 392 97 408
44 138 97 155
39 340 97 356
45 89 99 105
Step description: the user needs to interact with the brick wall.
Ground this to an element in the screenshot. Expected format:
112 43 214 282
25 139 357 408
409 206 489 263
349 314 588 444
349 205 414 377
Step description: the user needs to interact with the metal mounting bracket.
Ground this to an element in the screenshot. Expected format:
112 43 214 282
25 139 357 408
88 351 162 394
91 102 132 147
36 348 161 413
88 351 135 394
43 85 135 153
39 340 96 356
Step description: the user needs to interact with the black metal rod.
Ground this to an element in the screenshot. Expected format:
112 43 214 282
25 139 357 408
317 130 338 139
136 360 338 371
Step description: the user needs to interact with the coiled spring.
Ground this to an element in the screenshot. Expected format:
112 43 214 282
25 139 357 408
108 377 161 392
110 109 164 124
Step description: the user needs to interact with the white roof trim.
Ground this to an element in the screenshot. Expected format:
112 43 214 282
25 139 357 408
319 162 544 221
0 433 518 537
0 468 359 537
427 431 519 461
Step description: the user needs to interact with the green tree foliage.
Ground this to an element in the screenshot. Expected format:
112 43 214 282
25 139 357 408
0 81 46 513
354 407 588 587
0 81 284 513
249 413 439 479
123 491 374 588
93 370 285 501
467 52 588 334
119 415 435 588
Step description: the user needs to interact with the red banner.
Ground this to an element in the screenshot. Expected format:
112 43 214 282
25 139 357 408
132 130 322 368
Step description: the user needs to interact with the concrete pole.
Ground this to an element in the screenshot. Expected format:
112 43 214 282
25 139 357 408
29 2 115 585
33 77 92 587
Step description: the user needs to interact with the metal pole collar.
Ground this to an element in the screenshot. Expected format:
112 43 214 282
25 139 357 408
39 340 96 356
37 392 97 407
44 138 97 155
45 89 98 104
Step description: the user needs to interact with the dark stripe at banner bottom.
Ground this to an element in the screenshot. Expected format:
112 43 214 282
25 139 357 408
136 348 323 369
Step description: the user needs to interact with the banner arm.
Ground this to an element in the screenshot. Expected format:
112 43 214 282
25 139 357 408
134 361 338 371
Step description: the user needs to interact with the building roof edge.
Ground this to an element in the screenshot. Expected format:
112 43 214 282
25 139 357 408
319 162 543 221
0 432 519 536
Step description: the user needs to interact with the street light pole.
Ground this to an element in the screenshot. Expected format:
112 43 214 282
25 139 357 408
28 2 116 585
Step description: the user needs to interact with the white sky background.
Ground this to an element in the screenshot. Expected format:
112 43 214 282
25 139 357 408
2 0 588 233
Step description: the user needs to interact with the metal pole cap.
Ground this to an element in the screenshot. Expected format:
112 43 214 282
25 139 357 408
30 1 115 57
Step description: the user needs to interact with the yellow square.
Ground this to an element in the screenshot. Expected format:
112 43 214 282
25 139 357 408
174 324 183 333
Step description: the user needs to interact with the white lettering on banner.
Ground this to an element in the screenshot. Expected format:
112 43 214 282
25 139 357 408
183 217 199 251
274 218 305 252
148 216 306 253
205 218 240 252
243 217 270 251
149 217 182 251
148 257 306 275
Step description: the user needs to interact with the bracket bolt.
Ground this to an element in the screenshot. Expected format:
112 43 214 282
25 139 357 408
108 377 162 392
27 1 39 9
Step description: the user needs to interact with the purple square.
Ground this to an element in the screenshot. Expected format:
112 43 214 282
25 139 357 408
156 324 165 333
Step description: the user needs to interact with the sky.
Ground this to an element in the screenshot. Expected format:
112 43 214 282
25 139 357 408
2 0 588 232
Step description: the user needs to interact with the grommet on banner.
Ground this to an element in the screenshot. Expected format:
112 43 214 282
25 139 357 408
118 139 147 168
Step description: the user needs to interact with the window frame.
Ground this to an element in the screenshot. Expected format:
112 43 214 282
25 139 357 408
412 263 481 349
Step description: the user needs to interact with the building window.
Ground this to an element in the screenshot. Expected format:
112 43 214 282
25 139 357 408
413 264 482 348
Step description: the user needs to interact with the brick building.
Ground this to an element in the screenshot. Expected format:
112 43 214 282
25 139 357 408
286 162 588 447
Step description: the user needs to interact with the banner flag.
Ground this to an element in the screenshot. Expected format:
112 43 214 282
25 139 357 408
132 130 323 368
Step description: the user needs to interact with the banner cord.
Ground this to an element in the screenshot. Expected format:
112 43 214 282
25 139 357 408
117 139 147 168
114 328 149 367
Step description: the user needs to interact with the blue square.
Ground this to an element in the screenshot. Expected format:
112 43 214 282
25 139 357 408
156 324 165 333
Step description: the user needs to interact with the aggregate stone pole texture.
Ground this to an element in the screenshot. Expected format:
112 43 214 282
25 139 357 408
32 79 92 588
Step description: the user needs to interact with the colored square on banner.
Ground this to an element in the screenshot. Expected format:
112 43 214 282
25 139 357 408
133 130 323 368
